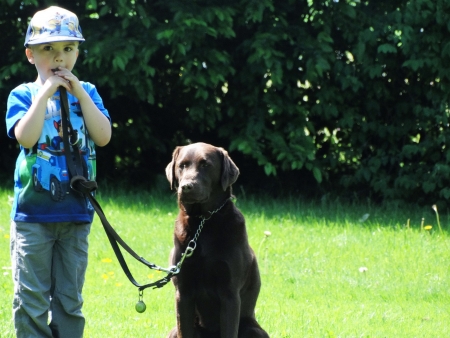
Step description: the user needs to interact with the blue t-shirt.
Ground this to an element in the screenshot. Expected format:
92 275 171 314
6 82 110 223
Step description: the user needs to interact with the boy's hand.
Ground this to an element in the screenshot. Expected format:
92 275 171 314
40 70 72 100
51 67 85 100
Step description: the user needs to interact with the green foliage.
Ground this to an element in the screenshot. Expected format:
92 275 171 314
1 0 450 205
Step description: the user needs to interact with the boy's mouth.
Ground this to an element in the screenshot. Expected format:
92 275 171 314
51 68 59 73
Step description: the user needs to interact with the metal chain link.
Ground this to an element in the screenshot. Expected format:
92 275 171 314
168 198 230 275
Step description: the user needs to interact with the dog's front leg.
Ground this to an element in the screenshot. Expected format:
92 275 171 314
175 289 196 337
219 292 241 338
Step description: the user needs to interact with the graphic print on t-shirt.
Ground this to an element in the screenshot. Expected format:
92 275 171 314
26 92 95 201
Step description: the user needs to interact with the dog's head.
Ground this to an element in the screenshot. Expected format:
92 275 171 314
165 142 239 204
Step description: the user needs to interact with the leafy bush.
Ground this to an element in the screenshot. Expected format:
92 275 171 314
1 0 449 206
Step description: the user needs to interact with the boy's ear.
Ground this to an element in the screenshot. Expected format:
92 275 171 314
25 48 35 64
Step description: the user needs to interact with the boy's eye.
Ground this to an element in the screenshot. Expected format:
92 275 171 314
43 46 53 51
64 47 73 52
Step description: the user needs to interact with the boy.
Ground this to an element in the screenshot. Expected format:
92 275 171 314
6 6 111 337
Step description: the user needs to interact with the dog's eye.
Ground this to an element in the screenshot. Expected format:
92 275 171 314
199 160 208 167
178 163 187 170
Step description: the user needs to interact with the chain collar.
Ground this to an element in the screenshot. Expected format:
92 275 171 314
169 197 231 274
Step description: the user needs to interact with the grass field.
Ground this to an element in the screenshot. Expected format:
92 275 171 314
1 187 449 337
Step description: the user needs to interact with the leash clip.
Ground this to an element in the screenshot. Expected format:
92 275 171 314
169 265 180 275
185 240 197 257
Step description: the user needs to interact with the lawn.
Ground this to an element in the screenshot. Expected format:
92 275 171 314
1 187 449 337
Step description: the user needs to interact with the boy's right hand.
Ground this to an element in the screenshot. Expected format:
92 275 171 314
40 69 72 100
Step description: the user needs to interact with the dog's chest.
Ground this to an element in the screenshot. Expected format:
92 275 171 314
174 209 249 274
183 221 231 255
175 214 243 267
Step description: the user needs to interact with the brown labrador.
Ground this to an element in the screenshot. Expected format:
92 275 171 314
165 142 269 338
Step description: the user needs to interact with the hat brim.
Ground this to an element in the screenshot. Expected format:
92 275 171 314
25 36 85 47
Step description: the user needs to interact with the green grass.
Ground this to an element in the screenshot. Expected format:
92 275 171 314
1 188 450 337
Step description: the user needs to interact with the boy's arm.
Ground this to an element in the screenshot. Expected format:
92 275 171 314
14 77 65 148
76 89 111 147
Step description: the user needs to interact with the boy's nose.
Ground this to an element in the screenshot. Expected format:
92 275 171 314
54 51 63 62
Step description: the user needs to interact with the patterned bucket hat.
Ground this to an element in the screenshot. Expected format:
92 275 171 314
24 6 85 47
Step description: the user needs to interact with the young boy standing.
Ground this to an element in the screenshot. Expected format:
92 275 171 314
6 6 111 337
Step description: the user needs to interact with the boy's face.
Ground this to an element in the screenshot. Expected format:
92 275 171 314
25 41 79 84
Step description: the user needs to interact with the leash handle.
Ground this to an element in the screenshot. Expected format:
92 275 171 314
59 87 85 178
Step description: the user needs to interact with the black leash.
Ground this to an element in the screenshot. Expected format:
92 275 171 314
59 87 176 311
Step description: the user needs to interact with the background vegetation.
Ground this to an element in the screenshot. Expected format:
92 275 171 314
1 0 450 207
1 189 449 337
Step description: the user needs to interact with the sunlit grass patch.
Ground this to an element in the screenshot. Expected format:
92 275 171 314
0 188 449 337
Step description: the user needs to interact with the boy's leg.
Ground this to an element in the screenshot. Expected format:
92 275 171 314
49 222 91 338
10 221 54 338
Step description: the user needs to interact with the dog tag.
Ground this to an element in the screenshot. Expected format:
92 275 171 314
135 300 147 313
135 289 147 313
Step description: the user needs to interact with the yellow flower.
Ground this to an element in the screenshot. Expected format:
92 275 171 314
424 225 432 230
4 234 9 239
101 273 109 280
101 258 113 263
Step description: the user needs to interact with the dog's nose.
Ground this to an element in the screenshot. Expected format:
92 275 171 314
181 182 193 192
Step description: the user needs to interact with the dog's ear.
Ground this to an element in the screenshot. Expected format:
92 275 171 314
166 146 183 190
219 148 240 191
